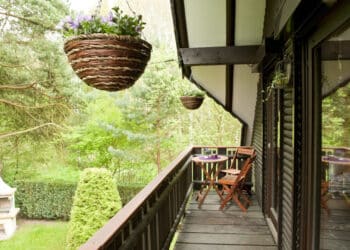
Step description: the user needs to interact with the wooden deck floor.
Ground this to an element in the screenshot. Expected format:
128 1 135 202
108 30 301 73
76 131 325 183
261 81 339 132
320 207 350 249
174 192 277 250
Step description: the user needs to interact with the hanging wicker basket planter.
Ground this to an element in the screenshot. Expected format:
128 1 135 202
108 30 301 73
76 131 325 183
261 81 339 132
180 96 204 110
64 34 152 92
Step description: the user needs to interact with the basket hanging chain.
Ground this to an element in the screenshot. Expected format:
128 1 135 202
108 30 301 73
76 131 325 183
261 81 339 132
125 0 148 40
94 0 103 17
125 0 137 16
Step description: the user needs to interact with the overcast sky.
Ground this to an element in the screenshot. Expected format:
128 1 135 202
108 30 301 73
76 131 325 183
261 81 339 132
68 0 116 13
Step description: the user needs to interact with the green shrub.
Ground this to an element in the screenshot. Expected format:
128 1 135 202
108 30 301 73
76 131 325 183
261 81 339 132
66 168 122 250
117 184 144 204
15 180 76 220
12 178 144 221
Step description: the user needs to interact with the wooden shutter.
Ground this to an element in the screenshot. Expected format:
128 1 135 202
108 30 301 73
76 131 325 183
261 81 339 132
252 81 264 206
281 87 295 250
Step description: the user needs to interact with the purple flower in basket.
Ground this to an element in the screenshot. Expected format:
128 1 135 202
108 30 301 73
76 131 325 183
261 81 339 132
73 14 93 28
57 6 145 38
101 12 113 23
135 25 142 33
56 16 73 30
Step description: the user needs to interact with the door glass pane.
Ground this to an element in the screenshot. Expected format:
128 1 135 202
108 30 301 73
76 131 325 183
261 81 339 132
320 25 350 249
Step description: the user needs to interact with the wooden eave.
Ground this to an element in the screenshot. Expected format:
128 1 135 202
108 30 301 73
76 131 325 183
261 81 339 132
179 45 261 66
170 0 266 145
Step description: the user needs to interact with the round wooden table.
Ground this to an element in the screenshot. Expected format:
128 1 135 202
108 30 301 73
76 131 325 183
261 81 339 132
192 155 228 208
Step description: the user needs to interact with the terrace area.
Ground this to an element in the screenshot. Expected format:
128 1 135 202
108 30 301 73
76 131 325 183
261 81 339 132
80 146 277 250
174 192 276 250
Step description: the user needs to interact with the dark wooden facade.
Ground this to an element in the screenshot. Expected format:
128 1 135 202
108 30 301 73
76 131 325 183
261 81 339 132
254 1 350 249
171 0 350 249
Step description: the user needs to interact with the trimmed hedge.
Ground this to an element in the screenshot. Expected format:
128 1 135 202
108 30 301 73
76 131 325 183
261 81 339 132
118 184 144 205
14 180 145 220
66 168 122 250
15 180 76 220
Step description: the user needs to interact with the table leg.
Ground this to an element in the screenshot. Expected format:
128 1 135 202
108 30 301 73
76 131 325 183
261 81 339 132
213 163 224 201
196 162 224 207
196 162 212 208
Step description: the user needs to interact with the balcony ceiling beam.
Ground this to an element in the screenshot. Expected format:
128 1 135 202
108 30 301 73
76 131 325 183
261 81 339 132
180 45 261 66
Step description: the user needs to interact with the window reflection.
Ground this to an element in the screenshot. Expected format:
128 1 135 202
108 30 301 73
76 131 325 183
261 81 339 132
321 25 350 250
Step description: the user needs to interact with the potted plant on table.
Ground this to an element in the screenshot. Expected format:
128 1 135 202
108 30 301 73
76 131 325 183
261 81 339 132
57 7 152 92
180 88 205 110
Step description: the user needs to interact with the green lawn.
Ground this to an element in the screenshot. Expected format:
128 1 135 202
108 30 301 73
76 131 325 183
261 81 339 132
0 221 68 250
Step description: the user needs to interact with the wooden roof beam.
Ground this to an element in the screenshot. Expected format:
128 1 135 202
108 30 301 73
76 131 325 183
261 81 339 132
225 0 235 117
180 45 261 66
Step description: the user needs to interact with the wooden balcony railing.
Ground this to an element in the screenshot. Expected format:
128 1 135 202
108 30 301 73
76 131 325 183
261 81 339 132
79 146 247 250
80 146 193 250
322 146 350 157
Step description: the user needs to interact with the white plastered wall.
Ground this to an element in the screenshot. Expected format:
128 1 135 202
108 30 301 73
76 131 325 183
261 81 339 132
191 66 226 105
233 65 259 145
235 0 265 46
183 0 265 144
184 0 227 105
234 0 265 145
184 0 226 48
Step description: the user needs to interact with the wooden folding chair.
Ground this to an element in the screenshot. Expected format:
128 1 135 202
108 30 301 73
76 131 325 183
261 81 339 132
321 181 330 214
220 147 255 176
218 148 256 211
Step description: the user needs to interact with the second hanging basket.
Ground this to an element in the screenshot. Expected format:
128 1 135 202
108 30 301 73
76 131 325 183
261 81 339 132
180 96 204 110
64 34 152 91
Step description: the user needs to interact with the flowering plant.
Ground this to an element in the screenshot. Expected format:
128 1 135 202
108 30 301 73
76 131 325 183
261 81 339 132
57 7 145 38
181 88 205 97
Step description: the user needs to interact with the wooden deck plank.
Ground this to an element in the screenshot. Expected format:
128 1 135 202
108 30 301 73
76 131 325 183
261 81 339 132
178 224 272 234
187 203 261 211
185 210 265 218
320 229 350 240
176 232 275 245
320 208 350 249
320 238 350 249
174 192 277 249
182 216 267 226
175 243 277 250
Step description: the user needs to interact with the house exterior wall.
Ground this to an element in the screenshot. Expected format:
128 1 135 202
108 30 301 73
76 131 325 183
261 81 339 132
171 1 350 249
259 1 350 250
233 65 259 145
191 66 226 105
184 0 226 47
252 81 264 206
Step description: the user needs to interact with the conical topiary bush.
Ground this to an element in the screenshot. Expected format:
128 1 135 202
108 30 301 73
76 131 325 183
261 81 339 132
66 168 122 250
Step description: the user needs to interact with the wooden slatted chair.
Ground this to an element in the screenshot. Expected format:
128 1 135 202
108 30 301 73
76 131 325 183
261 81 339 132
218 148 256 211
321 181 330 214
220 147 255 175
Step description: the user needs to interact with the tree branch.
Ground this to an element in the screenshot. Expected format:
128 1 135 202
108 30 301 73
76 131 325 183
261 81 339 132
32 86 65 100
0 98 70 110
0 123 63 139
0 82 36 90
0 11 56 31
0 63 26 68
